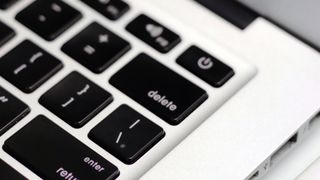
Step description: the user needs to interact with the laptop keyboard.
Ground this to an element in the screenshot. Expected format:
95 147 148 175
0 0 256 179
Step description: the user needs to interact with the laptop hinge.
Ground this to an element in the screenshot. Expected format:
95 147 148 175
194 0 259 29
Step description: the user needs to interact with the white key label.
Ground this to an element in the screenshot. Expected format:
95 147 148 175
148 90 177 111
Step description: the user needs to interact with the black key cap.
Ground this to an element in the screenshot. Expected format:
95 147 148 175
177 46 234 87
110 54 208 125
0 159 26 180
0 21 15 47
62 22 130 73
126 14 181 53
89 105 165 164
0 86 30 135
0 0 17 10
39 72 113 128
81 0 130 20
0 40 63 93
16 0 82 41
3 115 120 180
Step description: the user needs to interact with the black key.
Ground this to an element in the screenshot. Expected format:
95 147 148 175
177 46 234 87
39 72 113 128
0 40 63 93
62 22 130 73
0 21 15 47
81 0 130 20
110 54 208 125
16 0 82 41
0 0 17 10
0 86 29 136
3 115 120 180
0 159 26 180
89 105 165 164
126 14 181 53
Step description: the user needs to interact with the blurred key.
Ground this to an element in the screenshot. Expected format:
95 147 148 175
81 0 129 20
62 22 130 73
0 159 26 180
0 21 15 47
0 0 18 10
126 14 181 53
0 86 30 136
0 40 63 93
16 0 82 41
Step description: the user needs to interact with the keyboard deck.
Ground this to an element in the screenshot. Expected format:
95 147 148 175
0 0 256 179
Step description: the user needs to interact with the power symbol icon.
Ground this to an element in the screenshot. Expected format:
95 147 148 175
197 57 214 70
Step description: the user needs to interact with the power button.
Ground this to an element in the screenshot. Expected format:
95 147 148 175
197 57 214 70
177 46 234 87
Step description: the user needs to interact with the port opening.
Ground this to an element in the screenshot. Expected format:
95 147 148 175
270 133 298 165
309 112 320 128
248 170 259 180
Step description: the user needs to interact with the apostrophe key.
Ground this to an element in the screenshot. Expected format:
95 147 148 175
110 54 208 125
0 159 26 180
16 0 82 41
126 14 181 53
81 0 130 20
0 86 30 136
89 105 165 164
62 22 130 73
0 40 63 93
0 21 15 47
39 72 113 128
3 115 120 180
177 46 235 87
